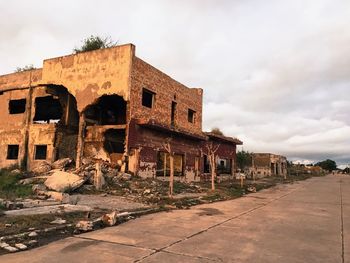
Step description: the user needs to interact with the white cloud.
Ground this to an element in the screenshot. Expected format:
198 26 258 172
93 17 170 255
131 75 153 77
0 0 349 166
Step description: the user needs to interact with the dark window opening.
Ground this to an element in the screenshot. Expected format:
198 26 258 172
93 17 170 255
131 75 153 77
203 155 210 173
9 99 26 114
157 152 170 176
7 145 19 160
188 109 196 123
35 145 47 160
156 152 184 176
142 89 155 108
84 95 127 126
171 101 177 126
217 158 232 174
33 96 62 124
103 129 125 153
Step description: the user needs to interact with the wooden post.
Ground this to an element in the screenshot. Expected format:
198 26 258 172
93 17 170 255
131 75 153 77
94 162 104 190
76 113 85 168
240 175 244 188
169 154 174 197
163 153 167 178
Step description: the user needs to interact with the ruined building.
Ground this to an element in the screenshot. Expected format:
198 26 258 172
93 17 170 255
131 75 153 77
248 153 287 178
0 44 242 181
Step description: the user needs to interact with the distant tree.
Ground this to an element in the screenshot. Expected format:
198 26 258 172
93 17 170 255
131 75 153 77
201 141 220 190
344 167 350 174
15 64 36 73
236 150 252 170
210 127 224 136
315 159 337 171
73 35 117 53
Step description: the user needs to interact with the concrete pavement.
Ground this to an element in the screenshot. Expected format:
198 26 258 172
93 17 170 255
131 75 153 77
1 174 349 262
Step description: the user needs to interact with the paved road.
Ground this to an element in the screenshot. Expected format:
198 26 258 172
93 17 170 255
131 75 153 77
1 174 349 262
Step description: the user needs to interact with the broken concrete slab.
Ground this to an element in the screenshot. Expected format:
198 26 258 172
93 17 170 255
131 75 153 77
4 204 92 216
2 245 18 253
32 161 52 174
50 218 67 225
51 158 73 170
14 243 27 250
44 171 85 192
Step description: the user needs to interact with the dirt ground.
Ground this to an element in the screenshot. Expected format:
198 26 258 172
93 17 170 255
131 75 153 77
0 171 323 254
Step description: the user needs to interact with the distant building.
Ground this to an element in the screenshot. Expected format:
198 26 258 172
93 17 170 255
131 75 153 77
248 153 287 178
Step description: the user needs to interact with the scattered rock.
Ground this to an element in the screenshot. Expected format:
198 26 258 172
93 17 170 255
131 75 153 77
15 243 27 250
28 227 36 231
50 218 67 225
5 224 12 228
32 184 47 192
32 161 52 174
19 178 35 185
28 231 38 237
0 242 9 248
10 169 21 175
247 186 257 193
51 158 73 170
119 173 132 180
75 220 94 232
46 191 70 202
101 211 118 226
44 171 85 192
143 189 151 195
3 245 18 253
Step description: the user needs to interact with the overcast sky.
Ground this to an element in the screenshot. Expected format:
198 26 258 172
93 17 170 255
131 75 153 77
0 0 349 167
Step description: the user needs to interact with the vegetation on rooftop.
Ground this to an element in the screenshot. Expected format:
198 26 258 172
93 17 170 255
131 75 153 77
14 64 36 73
73 35 118 53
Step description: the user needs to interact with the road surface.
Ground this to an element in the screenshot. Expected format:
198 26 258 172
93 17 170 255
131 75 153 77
1 174 349 262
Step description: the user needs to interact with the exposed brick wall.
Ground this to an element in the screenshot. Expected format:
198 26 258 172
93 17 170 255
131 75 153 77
130 57 203 135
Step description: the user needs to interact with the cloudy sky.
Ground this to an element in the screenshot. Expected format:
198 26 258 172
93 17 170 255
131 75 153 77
0 0 349 167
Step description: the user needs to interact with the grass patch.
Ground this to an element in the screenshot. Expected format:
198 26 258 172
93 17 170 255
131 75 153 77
0 168 32 200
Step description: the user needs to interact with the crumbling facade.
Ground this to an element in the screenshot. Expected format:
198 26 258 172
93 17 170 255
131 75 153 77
0 44 242 181
248 153 287 178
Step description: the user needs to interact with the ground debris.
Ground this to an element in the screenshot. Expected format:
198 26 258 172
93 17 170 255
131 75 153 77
44 171 85 192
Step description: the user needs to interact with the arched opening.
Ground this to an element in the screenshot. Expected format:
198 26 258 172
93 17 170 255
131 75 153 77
33 85 79 127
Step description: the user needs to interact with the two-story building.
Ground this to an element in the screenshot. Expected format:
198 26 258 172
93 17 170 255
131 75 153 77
0 44 242 181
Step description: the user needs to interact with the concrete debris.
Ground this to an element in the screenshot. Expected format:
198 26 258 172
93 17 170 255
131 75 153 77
247 186 257 193
28 231 38 237
143 189 151 195
119 173 132 181
32 184 47 192
51 158 73 170
44 171 85 192
3 245 18 253
19 178 35 185
10 169 21 175
4 204 92 216
75 220 94 232
101 211 118 226
5 224 12 227
15 243 28 250
50 218 67 225
0 242 9 248
32 161 52 174
4 201 24 210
